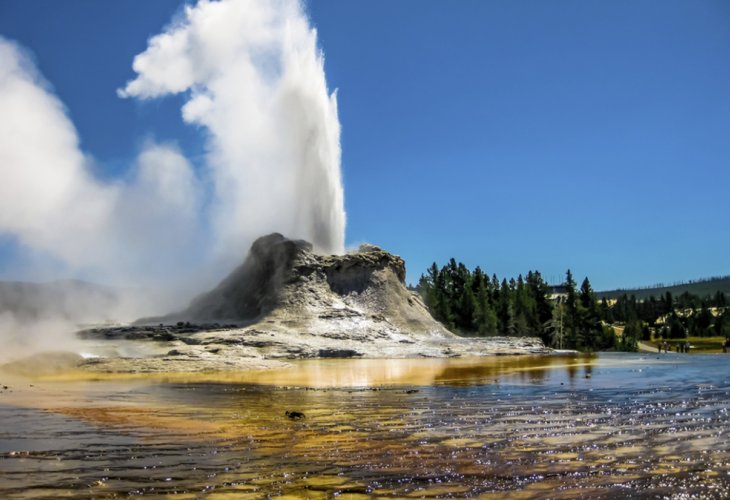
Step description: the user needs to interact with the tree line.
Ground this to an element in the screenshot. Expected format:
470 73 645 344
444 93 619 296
417 260 730 352
606 291 730 340
417 261 615 351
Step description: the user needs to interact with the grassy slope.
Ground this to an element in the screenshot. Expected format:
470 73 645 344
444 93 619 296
597 276 730 300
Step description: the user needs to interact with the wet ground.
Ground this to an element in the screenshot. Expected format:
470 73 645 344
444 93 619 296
1 352 730 498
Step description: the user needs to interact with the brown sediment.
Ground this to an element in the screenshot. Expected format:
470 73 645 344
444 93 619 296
22 354 585 387
2 354 730 498
51 406 229 441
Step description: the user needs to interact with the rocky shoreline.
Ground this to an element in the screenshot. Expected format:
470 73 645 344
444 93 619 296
77 321 550 373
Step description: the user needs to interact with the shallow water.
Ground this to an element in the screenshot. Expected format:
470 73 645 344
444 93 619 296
1 353 730 498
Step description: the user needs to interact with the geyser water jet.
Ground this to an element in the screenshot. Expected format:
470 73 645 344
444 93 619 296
0 0 346 354
119 0 346 260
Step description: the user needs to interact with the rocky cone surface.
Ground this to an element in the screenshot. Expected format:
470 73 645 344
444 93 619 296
79 233 549 372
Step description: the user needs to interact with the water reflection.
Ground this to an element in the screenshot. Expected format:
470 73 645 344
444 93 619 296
37 354 599 388
2 353 730 498
434 354 596 386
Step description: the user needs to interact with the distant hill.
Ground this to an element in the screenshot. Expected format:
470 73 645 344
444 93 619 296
597 276 730 300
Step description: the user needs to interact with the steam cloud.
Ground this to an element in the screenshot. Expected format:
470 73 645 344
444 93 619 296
0 0 345 356
0 0 345 302
119 0 345 261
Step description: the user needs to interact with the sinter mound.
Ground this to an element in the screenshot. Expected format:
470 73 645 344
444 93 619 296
79 234 548 372
164 232 451 337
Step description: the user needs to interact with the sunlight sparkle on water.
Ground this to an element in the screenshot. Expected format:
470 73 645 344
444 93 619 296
1 353 730 498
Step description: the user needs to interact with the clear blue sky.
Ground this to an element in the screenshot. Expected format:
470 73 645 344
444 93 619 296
0 0 728 290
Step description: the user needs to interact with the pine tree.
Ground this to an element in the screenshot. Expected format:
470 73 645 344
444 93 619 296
473 269 498 336
497 279 515 335
434 264 454 329
692 306 713 337
578 277 602 350
619 321 640 352
667 312 686 339
457 284 476 332
714 291 726 308
599 297 613 323
419 263 440 314
546 300 566 349
564 270 579 349
715 309 730 337
527 271 552 344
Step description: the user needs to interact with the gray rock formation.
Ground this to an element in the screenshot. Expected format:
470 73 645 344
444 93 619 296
157 232 449 337
79 233 549 372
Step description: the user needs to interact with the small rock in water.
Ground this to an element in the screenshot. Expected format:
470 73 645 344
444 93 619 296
285 410 305 420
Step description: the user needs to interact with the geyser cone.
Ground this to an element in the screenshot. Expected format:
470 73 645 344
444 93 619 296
158 233 446 336
85 234 548 370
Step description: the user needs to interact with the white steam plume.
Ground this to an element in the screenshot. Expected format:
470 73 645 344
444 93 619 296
0 0 346 359
0 0 345 307
120 0 345 261
0 39 203 288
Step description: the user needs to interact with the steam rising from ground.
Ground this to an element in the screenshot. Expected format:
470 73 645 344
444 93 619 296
0 0 345 358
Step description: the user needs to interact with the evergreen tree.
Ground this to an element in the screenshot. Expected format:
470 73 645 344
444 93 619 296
599 297 613 323
419 263 440 316
513 275 531 336
667 312 686 339
563 270 579 349
434 264 454 329
546 299 566 349
472 268 498 336
497 279 515 335
457 282 476 332
491 274 500 300
578 277 602 351
527 271 553 344
715 309 730 337
691 306 714 337
619 321 640 352
714 291 726 308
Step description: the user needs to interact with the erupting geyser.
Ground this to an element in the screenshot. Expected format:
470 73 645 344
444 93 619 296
0 0 345 356
0 0 344 287
119 0 347 258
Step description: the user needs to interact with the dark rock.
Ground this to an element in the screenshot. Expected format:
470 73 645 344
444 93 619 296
318 349 362 358
318 308 361 320
285 410 305 420
160 233 313 322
